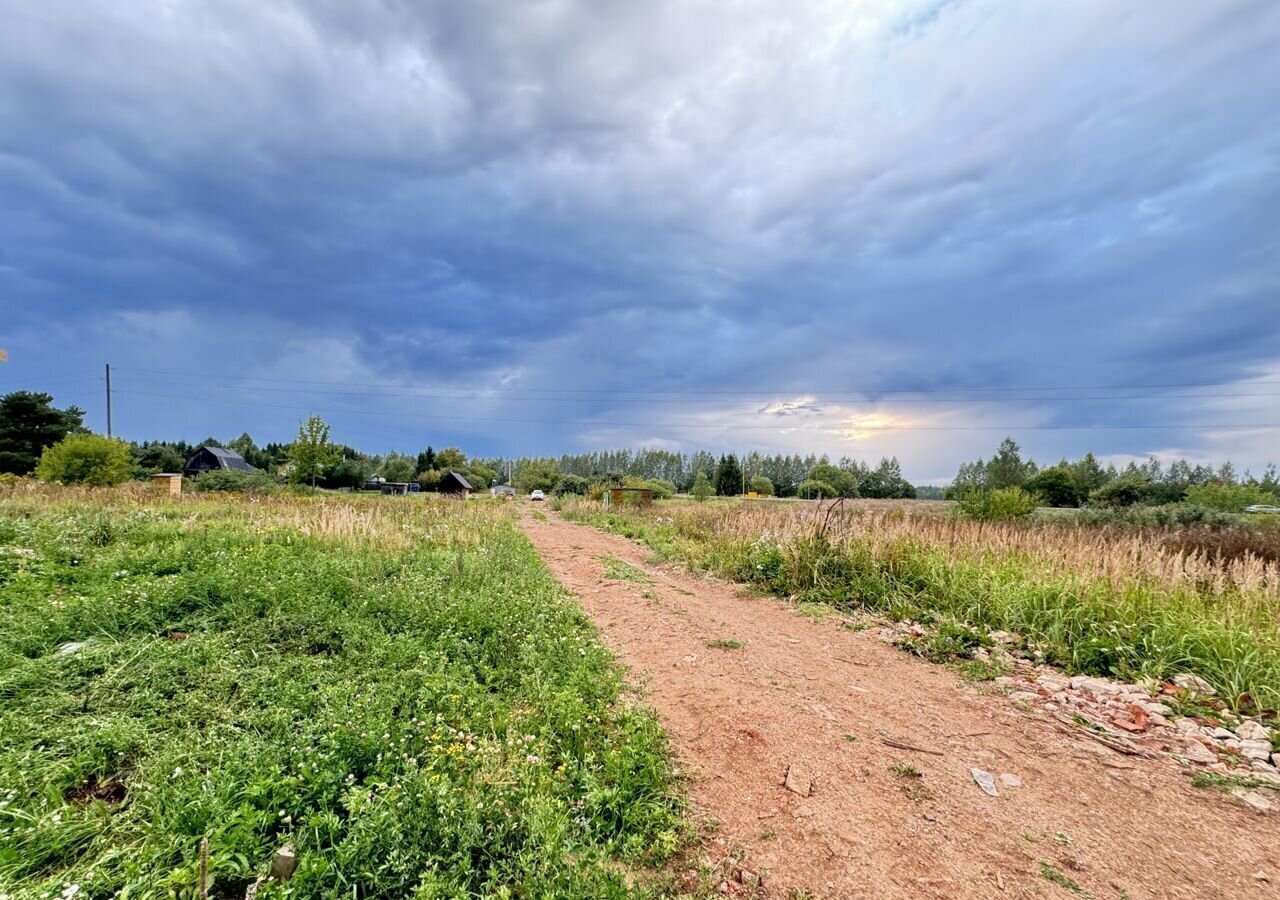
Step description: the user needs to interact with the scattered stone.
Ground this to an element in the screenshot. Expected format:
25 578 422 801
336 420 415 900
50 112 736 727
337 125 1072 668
1173 718 1201 735
1178 741 1217 765
734 867 761 888
1254 871 1270 882
989 631 1016 645
1241 740 1273 762
970 768 999 797
1273 753 1280 768
1204 726 1235 741
1080 678 1122 695
1232 790 1275 814
793 804 815 818
1138 701 1172 717
1111 717 1145 734
922 812 936 822
1069 675 1090 690
271 844 298 881
1171 673 1215 694
998 773 1022 788
783 764 813 797
1120 692 1149 704
1009 691 1039 703
1148 713 1170 728
1237 720 1270 742
992 676 1015 688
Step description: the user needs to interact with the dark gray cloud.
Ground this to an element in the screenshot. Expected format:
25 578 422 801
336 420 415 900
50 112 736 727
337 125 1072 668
1 0 1278 476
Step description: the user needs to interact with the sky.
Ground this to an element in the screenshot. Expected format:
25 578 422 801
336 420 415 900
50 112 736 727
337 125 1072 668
2 0 1278 483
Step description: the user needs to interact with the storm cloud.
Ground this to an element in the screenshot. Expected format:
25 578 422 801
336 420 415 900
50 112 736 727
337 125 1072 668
2 0 1278 480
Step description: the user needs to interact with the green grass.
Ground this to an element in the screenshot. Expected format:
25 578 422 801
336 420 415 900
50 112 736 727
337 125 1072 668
704 639 743 650
0 490 688 899
598 555 652 584
1038 861 1091 897
1189 771 1280 793
561 504 1280 712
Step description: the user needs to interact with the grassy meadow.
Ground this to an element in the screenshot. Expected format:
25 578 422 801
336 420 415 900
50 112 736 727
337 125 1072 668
560 498 1280 712
0 485 686 899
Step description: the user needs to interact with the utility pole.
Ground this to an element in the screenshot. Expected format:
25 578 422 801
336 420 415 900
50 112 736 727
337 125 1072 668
105 363 113 437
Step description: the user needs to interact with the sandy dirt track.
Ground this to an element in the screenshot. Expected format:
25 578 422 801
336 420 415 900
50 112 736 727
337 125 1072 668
518 508 1277 899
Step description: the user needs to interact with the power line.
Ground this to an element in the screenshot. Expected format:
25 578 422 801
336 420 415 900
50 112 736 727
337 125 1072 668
110 388 1280 433
108 371 1280 405
111 366 1280 396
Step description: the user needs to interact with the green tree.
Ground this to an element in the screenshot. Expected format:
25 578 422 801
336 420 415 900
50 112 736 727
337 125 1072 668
287 416 340 486
749 475 774 496
691 471 714 502
1089 475 1150 508
1069 452 1108 497
0 391 86 475
957 486 1037 521
796 478 838 499
808 463 858 498
35 434 134 485
715 454 744 496
416 446 437 475
434 447 467 470
1184 482 1274 511
133 442 186 475
986 437 1035 489
1024 465 1080 507
378 453 416 484
515 459 561 493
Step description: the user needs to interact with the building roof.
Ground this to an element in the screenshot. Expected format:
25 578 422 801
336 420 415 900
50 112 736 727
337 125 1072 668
190 445 257 472
440 469 473 490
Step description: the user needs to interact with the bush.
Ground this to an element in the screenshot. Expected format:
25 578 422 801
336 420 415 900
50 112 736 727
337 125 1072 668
189 469 278 493
1024 466 1080 508
691 472 713 502
749 475 775 496
796 479 838 499
1088 476 1151 508
956 487 1037 521
552 474 589 496
34 434 135 486
1184 482 1275 512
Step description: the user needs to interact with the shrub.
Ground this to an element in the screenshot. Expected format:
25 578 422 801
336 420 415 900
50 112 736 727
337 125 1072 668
34 434 134 486
1184 482 1275 512
1024 466 1080 507
956 487 1037 521
796 479 838 499
691 472 713 502
552 474 589 496
749 475 775 496
190 469 278 493
1089 476 1151 508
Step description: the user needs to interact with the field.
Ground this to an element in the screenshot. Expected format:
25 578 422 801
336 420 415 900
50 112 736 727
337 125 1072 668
559 497 1280 711
0 485 686 899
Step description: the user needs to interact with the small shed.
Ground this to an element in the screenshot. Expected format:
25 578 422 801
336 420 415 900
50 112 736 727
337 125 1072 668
183 446 256 478
604 487 653 508
438 470 473 499
490 484 516 498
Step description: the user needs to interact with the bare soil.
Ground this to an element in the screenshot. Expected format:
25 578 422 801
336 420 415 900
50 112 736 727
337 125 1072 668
518 508 1278 900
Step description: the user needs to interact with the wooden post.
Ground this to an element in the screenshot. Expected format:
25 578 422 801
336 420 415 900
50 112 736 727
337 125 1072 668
198 837 209 900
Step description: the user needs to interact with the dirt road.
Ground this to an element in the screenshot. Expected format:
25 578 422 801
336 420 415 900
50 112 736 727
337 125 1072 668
518 508 1277 899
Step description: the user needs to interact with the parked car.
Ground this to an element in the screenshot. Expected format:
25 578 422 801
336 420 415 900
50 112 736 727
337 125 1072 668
530 490 545 501
1243 504 1280 514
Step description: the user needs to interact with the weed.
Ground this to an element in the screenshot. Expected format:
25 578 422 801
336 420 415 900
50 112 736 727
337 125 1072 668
1190 771 1280 793
599 555 652 583
706 638 744 650
0 490 688 898
890 762 922 778
1038 861 1092 897
841 733 857 742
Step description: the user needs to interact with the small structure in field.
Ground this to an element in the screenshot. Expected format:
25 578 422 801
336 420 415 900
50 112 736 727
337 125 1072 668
151 473 183 497
604 487 653 508
183 446 257 478
438 470 473 499
490 484 516 498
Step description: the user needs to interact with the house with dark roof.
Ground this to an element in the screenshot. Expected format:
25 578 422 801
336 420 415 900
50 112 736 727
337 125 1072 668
183 446 258 477
438 470 473 498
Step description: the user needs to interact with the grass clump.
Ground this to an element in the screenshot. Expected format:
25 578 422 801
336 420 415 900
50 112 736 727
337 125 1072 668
599 555 652 583
560 499 1280 711
0 489 687 899
1038 861 1092 897
705 639 743 650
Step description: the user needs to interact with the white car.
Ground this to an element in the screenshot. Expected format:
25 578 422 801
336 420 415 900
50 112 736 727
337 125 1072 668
530 490 546 501
1244 504 1280 514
